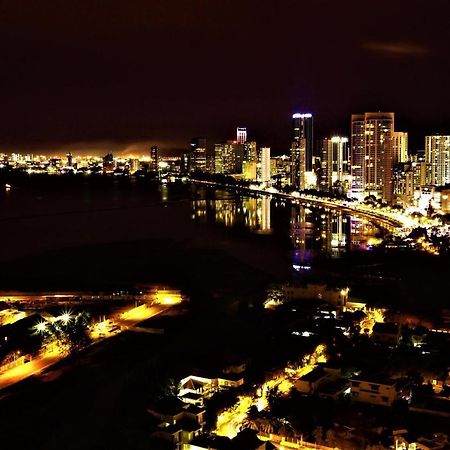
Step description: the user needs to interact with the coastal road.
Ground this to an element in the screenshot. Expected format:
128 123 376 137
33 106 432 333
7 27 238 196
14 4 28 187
0 303 174 392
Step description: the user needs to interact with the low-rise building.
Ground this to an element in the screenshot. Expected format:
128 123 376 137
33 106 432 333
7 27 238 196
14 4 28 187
316 378 350 400
372 322 401 346
350 375 410 406
294 365 342 395
185 429 276 450
179 363 246 404
282 284 349 308
148 397 206 448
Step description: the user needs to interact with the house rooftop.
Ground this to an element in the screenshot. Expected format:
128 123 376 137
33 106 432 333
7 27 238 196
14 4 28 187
350 374 397 386
299 367 327 382
184 404 205 415
188 368 244 382
179 392 203 401
317 378 349 395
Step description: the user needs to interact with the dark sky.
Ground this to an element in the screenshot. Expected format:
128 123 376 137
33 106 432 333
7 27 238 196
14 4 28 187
1 0 449 155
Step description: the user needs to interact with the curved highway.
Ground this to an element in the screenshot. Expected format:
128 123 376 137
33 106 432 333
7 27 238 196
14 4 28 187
192 180 417 233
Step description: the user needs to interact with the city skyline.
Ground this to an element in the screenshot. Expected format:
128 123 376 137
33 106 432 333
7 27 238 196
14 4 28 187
1 110 450 158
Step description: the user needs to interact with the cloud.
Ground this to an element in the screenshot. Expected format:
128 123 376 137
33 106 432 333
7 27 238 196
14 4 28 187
361 41 430 57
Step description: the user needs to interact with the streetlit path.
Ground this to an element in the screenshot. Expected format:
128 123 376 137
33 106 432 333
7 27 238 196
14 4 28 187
0 351 60 390
214 344 327 439
0 300 179 391
193 180 447 249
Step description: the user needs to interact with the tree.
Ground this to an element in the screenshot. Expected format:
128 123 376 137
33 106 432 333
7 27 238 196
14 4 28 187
240 406 260 432
312 426 323 444
277 418 296 438
325 429 337 447
37 311 92 355
267 386 283 413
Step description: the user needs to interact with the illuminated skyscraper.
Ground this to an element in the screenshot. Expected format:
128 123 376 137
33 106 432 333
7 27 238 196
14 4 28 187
425 135 450 186
150 146 159 172
190 137 207 171
236 127 247 144
351 112 395 203
243 141 258 180
129 158 140 173
393 162 415 207
292 113 313 171
392 132 408 163
332 137 350 182
320 137 350 193
214 141 243 174
66 152 73 167
243 141 257 163
411 154 427 188
214 144 224 174
258 147 271 185
350 115 365 198
320 138 333 192
290 138 306 190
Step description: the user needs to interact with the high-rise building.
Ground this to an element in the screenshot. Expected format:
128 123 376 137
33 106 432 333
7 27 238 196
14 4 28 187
411 154 427 189
129 158 140 173
206 154 215 173
235 143 244 174
66 152 73 167
181 152 191 173
237 127 247 144
223 142 236 174
214 144 224 174
350 115 365 198
319 137 350 193
243 141 257 163
393 162 415 207
392 132 408 163
150 146 159 172
351 112 395 203
425 135 450 186
243 141 258 181
292 113 313 171
214 141 244 174
103 153 115 173
258 147 271 185
190 137 207 171
320 138 333 192
290 138 306 190
331 137 350 183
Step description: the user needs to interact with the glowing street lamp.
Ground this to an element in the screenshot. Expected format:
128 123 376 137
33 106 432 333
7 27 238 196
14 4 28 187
61 313 71 324
34 321 47 334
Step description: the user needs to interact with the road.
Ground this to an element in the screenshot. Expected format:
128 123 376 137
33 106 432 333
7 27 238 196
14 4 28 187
214 344 327 439
0 351 60 390
193 180 446 239
0 302 175 391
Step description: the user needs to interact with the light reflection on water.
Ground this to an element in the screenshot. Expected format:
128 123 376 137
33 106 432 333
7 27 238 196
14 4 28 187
190 187 381 263
192 195 272 233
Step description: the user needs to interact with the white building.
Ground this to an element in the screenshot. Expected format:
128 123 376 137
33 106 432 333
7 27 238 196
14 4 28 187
425 135 450 186
258 147 271 185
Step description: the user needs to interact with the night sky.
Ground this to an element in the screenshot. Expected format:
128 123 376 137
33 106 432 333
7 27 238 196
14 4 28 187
1 0 449 155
